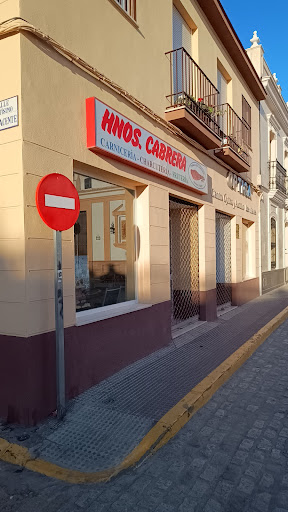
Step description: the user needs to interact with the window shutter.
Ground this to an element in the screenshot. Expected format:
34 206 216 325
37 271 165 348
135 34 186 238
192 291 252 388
173 6 191 55
242 96 251 146
217 69 227 105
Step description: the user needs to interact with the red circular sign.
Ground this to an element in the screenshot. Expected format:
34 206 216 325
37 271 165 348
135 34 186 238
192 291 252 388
36 173 80 231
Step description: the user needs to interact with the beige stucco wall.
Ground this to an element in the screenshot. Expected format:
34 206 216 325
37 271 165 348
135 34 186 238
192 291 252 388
0 33 26 336
19 0 171 117
0 0 19 23
0 1 261 337
23 142 75 336
176 0 259 185
17 0 260 182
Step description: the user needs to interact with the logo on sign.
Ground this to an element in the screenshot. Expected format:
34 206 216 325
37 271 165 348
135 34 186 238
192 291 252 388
188 162 207 190
227 171 251 198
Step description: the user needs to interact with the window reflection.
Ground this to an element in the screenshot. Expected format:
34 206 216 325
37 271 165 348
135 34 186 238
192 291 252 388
74 173 135 312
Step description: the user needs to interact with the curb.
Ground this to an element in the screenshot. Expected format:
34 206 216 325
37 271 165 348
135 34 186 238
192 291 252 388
1 306 288 483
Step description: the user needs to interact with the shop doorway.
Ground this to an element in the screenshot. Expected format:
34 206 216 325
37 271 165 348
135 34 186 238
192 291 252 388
216 211 232 310
169 197 199 327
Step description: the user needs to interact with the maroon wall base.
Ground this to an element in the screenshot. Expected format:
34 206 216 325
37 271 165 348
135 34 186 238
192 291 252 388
199 280 260 320
0 302 171 425
199 289 217 321
232 278 260 306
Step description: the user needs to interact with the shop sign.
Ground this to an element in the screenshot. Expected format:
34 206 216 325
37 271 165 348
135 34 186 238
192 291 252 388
86 98 208 195
227 171 251 198
212 189 256 215
0 96 18 131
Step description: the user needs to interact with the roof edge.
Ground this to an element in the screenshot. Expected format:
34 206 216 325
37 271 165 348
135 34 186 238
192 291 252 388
196 0 266 101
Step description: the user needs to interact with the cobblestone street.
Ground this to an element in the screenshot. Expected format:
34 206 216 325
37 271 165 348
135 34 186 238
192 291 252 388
1 0 288 510
2 317 288 511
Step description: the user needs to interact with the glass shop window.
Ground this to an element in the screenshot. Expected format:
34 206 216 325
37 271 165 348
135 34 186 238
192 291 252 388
73 173 135 312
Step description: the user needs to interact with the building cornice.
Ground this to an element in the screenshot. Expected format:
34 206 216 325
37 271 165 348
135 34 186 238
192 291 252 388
262 69 288 135
266 113 281 134
268 188 287 207
0 17 261 196
196 0 266 101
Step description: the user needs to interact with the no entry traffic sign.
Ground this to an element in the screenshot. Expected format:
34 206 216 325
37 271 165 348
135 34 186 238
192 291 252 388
36 173 80 420
36 173 80 232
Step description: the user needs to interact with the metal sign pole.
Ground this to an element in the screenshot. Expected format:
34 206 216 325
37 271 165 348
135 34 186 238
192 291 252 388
36 173 79 419
54 229 65 419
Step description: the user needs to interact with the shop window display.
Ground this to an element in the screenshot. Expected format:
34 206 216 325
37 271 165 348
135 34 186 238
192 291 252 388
74 173 135 311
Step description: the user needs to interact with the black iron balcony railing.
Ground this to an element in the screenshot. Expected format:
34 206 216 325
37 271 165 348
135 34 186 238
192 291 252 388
217 103 251 165
269 160 287 194
165 48 251 166
165 47 222 137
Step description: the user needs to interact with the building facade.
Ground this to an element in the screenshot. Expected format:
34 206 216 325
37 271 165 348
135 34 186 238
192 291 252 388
247 32 288 294
0 0 265 424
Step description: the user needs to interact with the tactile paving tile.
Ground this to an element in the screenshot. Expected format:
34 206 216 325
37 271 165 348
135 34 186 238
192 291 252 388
39 405 153 471
1 285 288 473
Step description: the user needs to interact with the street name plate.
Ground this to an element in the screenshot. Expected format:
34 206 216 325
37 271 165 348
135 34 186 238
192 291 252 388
0 96 18 131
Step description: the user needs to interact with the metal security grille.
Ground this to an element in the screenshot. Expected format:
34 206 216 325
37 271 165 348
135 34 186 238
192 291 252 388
216 211 232 307
169 197 199 325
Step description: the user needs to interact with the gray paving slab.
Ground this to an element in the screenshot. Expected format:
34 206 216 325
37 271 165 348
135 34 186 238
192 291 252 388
0 311 288 512
1 285 288 474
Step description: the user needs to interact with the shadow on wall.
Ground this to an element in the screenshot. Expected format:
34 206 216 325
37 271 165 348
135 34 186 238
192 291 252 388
0 222 171 425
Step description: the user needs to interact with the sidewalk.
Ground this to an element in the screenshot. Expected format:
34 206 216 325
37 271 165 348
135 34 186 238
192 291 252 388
1 285 288 478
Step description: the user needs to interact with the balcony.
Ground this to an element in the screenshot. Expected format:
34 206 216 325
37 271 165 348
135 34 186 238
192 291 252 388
214 104 251 173
165 48 251 173
165 47 222 150
269 160 287 195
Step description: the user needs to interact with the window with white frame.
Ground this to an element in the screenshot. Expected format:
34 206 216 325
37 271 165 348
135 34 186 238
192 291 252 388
114 0 136 21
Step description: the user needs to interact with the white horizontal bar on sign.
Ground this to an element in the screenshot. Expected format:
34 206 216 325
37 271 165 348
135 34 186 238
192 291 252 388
45 194 75 210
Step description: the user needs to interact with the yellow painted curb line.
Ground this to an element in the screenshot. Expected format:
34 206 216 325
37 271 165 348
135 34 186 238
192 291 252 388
1 305 288 484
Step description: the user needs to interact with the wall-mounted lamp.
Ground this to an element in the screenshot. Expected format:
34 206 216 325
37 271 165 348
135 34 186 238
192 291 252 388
110 222 115 235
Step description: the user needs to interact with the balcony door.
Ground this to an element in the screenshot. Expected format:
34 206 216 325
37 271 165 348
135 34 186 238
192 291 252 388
172 6 192 101
216 211 232 308
269 131 277 163
217 70 227 105
217 70 227 134
173 6 191 53
271 218 277 270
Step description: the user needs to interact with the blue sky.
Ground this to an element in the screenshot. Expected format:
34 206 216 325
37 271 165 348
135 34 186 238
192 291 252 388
220 0 288 102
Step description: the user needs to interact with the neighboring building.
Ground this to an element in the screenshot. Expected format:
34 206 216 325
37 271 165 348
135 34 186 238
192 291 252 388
247 32 288 294
0 0 265 423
